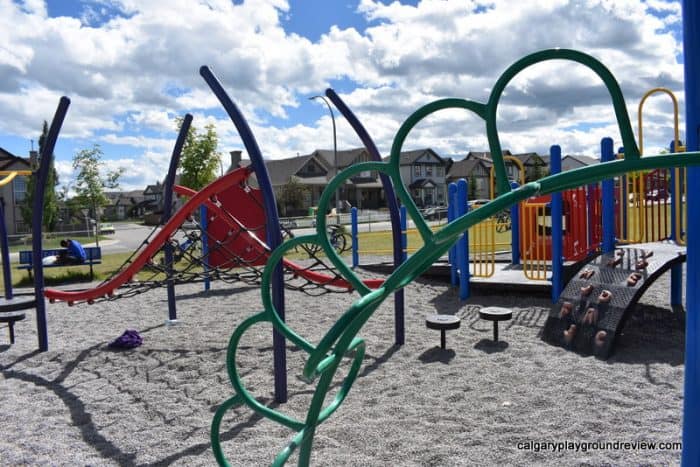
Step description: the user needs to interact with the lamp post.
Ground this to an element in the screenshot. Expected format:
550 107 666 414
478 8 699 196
309 95 339 223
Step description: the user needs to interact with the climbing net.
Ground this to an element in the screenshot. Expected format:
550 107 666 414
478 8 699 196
86 180 363 304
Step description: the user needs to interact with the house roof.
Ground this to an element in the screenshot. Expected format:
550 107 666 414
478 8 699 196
446 158 488 180
563 154 598 166
510 152 545 166
0 147 31 172
265 153 331 186
314 148 368 174
382 148 446 165
409 178 438 189
463 150 512 165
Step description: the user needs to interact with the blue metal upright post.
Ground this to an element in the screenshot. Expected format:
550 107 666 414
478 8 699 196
457 179 469 300
549 145 564 302
448 183 458 286
510 181 521 264
400 205 408 262
669 141 683 306
200 205 211 291
601 137 616 254
682 1 699 464
0 199 13 299
351 207 358 268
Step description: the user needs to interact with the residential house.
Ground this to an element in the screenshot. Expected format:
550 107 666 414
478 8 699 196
388 148 450 207
315 148 384 210
510 152 548 181
562 155 598 171
461 150 548 191
103 190 150 220
0 147 32 235
445 158 491 199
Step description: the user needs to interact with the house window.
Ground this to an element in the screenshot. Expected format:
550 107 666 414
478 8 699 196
436 166 443 177
414 165 421 177
13 176 27 202
426 165 433 176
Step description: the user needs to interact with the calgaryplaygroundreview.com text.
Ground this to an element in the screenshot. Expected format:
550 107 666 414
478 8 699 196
516 440 682 453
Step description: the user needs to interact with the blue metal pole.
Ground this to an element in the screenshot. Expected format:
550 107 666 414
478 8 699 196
448 183 458 286
457 179 469 300
670 140 678 241
400 205 408 262
510 181 521 264
200 67 287 403
550 145 564 302
0 198 13 299
601 137 616 254
682 2 700 464
668 141 683 306
326 89 405 346
200 205 211 291
33 97 70 351
351 207 358 268
161 114 191 323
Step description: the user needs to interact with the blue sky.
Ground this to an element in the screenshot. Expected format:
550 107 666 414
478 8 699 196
0 0 687 192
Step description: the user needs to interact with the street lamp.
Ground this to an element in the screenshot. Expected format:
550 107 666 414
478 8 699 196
309 95 339 223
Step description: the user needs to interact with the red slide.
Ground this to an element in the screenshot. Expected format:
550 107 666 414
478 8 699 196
44 167 382 305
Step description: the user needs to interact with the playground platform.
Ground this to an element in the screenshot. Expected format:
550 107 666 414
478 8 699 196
359 252 584 294
360 241 686 297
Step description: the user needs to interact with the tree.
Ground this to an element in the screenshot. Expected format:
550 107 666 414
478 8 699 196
72 144 124 245
468 173 477 200
178 119 221 190
21 121 60 231
277 178 310 216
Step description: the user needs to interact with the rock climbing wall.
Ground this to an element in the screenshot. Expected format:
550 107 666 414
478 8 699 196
542 243 686 359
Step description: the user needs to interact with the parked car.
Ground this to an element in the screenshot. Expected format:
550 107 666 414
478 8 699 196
424 206 448 220
468 199 491 209
280 218 298 229
98 223 115 234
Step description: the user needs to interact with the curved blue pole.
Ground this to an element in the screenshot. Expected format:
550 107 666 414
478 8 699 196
550 145 563 302
161 114 192 322
200 66 287 403
33 96 70 351
326 89 405 344
682 1 699 464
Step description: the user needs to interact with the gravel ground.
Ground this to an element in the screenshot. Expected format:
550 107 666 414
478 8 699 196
0 263 687 466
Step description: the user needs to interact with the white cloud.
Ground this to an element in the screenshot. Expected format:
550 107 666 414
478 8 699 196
0 0 689 194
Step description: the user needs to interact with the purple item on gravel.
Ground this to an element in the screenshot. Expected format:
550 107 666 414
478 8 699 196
108 329 143 349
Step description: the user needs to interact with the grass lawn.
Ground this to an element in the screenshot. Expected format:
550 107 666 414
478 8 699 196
8 235 109 253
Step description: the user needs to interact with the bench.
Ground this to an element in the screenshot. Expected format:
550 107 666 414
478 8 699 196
17 247 102 280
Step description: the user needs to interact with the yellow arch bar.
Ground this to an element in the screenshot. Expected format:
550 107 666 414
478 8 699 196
637 87 686 245
0 170 31 187
489 155 525 199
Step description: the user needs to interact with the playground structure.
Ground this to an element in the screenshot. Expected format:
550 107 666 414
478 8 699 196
10 68 402 417
209 45 700 466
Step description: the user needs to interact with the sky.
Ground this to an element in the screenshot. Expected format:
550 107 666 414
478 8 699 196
0 0 688 193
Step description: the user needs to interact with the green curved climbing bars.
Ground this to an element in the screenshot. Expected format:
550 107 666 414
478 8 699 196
211 49 700 466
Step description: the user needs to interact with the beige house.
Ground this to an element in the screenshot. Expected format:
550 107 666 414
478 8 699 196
0 147 32 235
